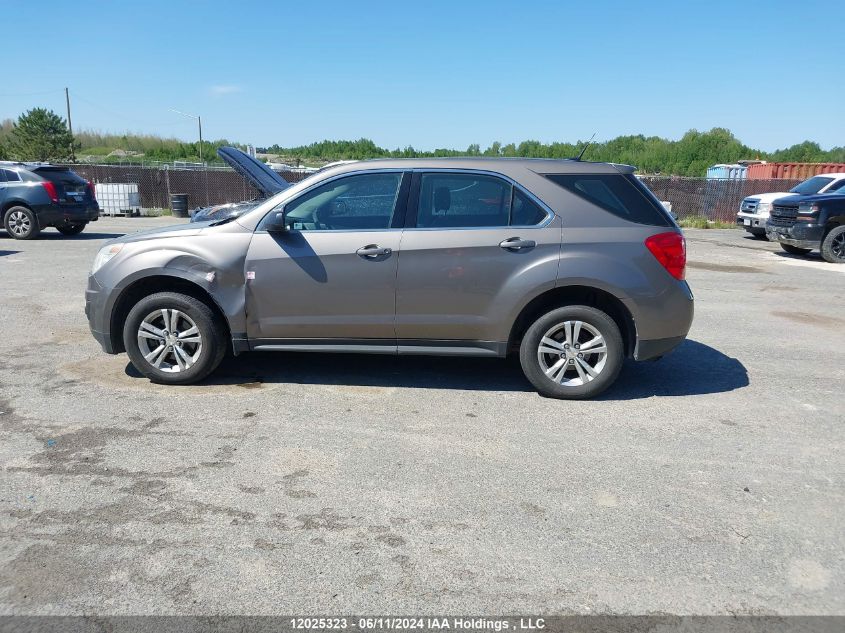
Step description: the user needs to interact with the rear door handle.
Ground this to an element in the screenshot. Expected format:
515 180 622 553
499 237 536 251
356 244 392 258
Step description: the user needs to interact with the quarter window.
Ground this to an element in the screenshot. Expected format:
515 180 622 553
281 173 402 231
511 187 547 226
544 173 672 227
2 169 21 182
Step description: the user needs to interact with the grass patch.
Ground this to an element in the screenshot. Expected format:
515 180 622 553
142 208 172 217
678 216 736 229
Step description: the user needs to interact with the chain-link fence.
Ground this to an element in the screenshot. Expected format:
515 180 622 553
640 176 801 223
56 163 312 212
58 163 802 222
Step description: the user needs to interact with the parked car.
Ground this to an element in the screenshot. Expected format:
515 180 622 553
766 188 845 263
0 162 99 239
189 146 290 222
737 174 845 239
85 158 694 399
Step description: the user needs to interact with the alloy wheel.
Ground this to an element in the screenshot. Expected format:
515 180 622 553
537 320 608 387
9 211 31 237
137 309 203 373
832 232 845 260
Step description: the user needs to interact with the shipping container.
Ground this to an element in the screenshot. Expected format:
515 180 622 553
746 162 845 180
706 164 747 179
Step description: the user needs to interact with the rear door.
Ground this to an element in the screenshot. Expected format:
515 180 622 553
395 170 562 351
244 170 410 346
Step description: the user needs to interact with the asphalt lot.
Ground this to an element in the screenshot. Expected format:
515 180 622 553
0 217 842 615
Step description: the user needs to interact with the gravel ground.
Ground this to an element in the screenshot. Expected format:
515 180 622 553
0 218 842 615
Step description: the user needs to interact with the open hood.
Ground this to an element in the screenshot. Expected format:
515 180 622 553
217 146 290 197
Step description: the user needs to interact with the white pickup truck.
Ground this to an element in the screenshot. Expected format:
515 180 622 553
737 173 845 238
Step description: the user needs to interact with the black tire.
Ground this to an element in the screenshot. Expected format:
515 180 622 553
751 231 769 241
780 243 812 256
3 206 40 240
519 305 624 400
820 225 845 264
56 223 86 236
123 292 227 385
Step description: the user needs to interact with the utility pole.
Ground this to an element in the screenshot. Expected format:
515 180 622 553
65 87 75 162
170 108 208 204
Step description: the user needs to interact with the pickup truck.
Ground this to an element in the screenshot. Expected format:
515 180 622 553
766 189 845 263
737 173 845 239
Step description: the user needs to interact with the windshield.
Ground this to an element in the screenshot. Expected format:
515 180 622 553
789 176 834 195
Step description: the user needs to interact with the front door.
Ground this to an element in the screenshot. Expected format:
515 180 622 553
245 171 409 346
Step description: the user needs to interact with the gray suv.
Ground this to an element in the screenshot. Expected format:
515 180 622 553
85 158 693 399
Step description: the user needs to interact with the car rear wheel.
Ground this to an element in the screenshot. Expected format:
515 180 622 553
519 305 624 400
3 206 40 240
780 243 812 256
820 225 845 264
56 223 87 236
123 292 227 385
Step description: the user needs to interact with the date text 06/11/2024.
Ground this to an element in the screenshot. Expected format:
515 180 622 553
289 618 547 631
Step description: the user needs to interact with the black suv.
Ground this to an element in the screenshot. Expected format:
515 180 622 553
0 162 99 239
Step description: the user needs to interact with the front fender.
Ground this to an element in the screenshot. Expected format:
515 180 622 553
95 230 253 339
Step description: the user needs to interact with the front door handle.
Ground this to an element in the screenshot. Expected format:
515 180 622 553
356 244 392 258
499 237 536 251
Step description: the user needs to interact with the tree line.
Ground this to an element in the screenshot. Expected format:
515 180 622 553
1 108 843 177
260 130 845 177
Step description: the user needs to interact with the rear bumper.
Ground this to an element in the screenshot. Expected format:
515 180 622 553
631 279 693 361
85 273 118 354
37 203 99 227
766 222 824 250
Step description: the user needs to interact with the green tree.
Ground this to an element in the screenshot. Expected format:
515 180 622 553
9 108 75 161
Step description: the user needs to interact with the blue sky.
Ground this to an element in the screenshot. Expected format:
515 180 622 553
2 0 842 151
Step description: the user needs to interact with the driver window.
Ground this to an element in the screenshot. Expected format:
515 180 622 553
283 173 402 231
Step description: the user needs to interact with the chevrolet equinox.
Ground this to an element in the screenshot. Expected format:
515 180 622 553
85 158 694 399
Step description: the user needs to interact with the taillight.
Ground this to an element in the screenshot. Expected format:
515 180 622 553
88 180 97 201
645 232 686 281
42 181 59 203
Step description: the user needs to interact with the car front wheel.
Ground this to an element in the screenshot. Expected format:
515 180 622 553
519 305 624 400
820 225 845 264
4 206 40 240
123 292 227 385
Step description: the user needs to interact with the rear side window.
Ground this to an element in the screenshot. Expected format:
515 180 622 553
414 173 549 228
2 169 21 182
544 173 672 226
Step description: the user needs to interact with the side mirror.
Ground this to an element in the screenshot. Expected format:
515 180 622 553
264 210 287 232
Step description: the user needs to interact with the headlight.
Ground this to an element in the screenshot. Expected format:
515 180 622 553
756 202 772 213
91 243 124 273
798 203 819 215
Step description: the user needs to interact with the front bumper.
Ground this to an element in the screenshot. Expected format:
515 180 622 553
766 222 824 250
85 273 118 354
736 212 768 232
